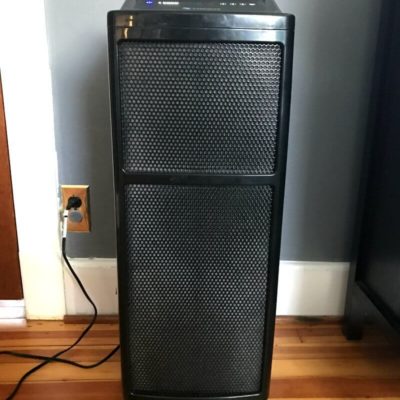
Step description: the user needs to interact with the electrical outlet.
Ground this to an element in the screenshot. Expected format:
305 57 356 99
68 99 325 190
61 185 90 232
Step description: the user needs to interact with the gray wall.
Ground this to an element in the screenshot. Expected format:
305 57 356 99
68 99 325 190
45 0 124 257
277 0 381 260
44 0 381 260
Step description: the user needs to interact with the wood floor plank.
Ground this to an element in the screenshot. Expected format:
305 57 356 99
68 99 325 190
0 330 118 340
0 346 121 364
0 336 119 348
0 321 118 332
279 398 400 400
270 377 400 398
0 381 122 400
272 344 397 359
298 334 385 344
271 358 400 378
0 361 121 383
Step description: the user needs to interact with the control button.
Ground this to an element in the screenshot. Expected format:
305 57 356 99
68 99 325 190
239 2 246 5
229 2 237 5
249 2 256 5
220 2 227 5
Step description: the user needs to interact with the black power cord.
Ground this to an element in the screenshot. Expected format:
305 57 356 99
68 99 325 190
0 202 120 399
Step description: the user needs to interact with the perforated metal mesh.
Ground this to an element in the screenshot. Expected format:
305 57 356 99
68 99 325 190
123 184 273 396
118 41 282 174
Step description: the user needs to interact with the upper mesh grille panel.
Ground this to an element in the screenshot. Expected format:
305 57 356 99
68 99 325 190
118 42 282 174
123 185 273 396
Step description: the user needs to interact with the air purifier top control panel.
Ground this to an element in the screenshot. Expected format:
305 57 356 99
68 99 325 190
121 0 280 13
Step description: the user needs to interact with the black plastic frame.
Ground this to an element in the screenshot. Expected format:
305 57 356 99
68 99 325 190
108 11 294 400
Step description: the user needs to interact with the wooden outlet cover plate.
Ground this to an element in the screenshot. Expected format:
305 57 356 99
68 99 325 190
61 185 90 233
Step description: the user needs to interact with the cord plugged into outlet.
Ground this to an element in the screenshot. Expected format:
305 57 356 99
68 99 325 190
66 196 85 224
61 185 90 232
66 196 82 210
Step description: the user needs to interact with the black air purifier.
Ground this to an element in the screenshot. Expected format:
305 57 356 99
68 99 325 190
108 1 294 399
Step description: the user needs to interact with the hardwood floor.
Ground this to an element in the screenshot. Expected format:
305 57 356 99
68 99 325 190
0 318 399 399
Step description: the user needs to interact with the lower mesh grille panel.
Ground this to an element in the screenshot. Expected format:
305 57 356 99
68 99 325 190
118 41 282 175
123 185 274 396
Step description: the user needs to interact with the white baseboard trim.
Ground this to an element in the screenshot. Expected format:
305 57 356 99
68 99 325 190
63 259 349 317
63 259 119 316
0 300 26 319
276 261 350 316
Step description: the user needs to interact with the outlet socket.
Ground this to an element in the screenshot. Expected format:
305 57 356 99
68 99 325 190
61 185 90 233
